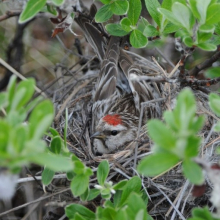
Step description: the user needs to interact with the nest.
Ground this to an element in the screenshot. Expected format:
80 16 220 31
44 37 220 219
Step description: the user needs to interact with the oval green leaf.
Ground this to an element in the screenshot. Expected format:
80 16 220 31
71 174 90 196
95 4 113 23
51 0 64 6
138 153 180 176
111 0 129 15
182 159 204 185
19 0 47 23
42 167 55 185
97 160 109 186
130 29 148 48
128 0 142 25
106 23 128 36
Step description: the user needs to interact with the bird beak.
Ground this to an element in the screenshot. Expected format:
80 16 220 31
90 131 106 140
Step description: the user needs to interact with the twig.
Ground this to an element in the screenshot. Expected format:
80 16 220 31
152 56 168 77
150 180 186 220
189 47 220 76
169 180 190 220
155 47 175 68
0 58 47 98
17 174 67 183
0 11 20 22
0 188 71 217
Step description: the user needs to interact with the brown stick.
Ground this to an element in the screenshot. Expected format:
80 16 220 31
0 11 20 22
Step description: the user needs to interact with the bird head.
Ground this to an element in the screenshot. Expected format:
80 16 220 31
91 114 137 154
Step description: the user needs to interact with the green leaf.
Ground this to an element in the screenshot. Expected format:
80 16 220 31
29 100 54 141
163 22 179 34
66 171 75 180
127 0 142 25
209 93 220 116
113 180 128 190
197 42 217 51
7 75 16 106
115 209 128 220
158 8 181 26
46 4 58 15
183 36 194 47
145 0 162 27
173 0 187 5
119 176 142 206
137 17 149 32
138 153 180 176
24 96 43 114
97 160 109 186
65 204 95 220
19 0 47 23
192 116 205 133
50 136 62 154
187 218 205 220
174 89 197 131
80 187 90 201
184 136 200 158
206 3 220 25
214 122 220 132
95 4 113 23
49 127 59 137
11 125 27 153
71 174 89 196
73 160 85 174
87 188 100 201
143 25 159 37
130 29 148 48
161 0 172 10
106 24 128 36
192 207 213 220
120 18 132 32
0 92 8 109
189 0 201 20
111 0 129 15
207 35 220 46
10 78 35 111
191 0 211 24
100 0 111 4
74 213 86 220
99 206 116 219
215 22 220 35
172 2 194 31
42 167 55 185
199 24 215 33
50 0 64 6
0 120 10 152
147 119 176 150
126 193 147 220
197 32 212 43
205 67 220 78
182 159 204 185
30 153 73 171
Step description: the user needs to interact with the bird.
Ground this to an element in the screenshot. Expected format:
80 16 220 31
75 5 162 154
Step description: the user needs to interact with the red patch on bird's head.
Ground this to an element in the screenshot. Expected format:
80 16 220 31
103 114 122 126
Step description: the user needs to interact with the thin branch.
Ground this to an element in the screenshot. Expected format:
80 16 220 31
0 11 20 22
0 58 47 97
0 188 71 217
189 47 220 76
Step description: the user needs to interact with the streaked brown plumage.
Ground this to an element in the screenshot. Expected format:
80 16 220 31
75 6 161 154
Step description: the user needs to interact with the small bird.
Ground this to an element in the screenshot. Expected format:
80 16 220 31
75 5 161 154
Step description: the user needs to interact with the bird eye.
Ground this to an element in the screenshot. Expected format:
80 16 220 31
111 130 118 136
